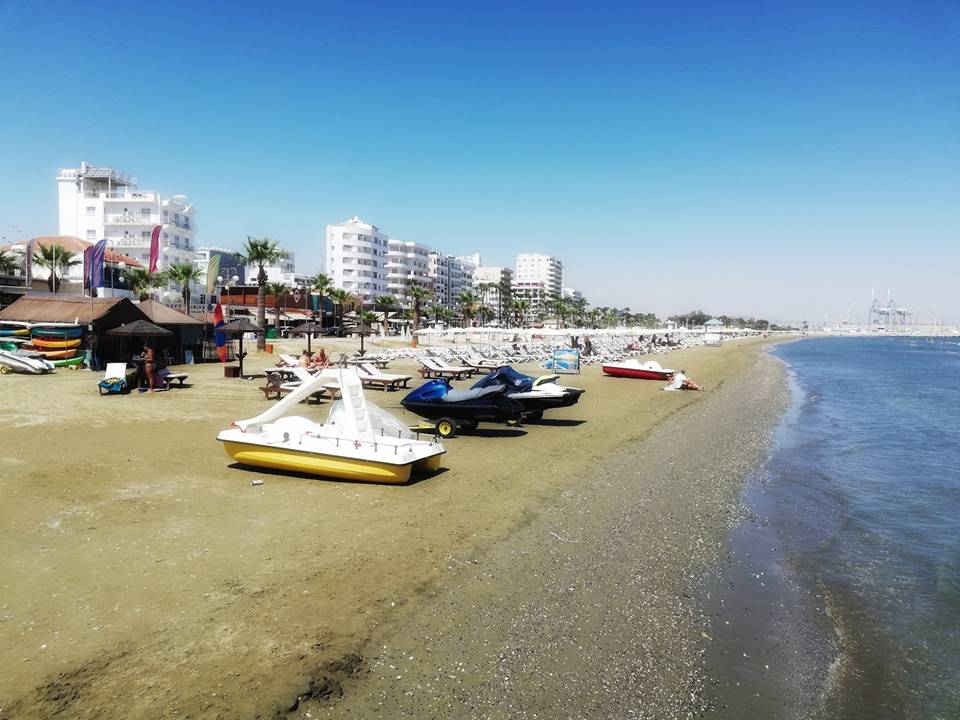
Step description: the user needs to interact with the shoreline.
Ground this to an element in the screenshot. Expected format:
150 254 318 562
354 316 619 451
1 337 786 719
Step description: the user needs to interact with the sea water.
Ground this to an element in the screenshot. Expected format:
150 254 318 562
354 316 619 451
707 337 960 719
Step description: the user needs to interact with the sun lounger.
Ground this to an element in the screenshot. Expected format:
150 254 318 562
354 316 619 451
276 354 300 368
157 367 189 387
418 357 476 380
357 363 411 391
259 367 327 404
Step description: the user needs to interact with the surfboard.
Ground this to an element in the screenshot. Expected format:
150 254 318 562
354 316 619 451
214 303 227 363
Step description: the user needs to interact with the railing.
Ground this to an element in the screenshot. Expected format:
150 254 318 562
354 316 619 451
105 214 160 224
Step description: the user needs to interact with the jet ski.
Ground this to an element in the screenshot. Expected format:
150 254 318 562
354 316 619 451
400 379 525 437
471 366 584 420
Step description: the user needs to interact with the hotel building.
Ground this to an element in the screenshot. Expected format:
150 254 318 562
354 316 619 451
428 252 475 306
325 216 388 300
386 239 432 299
57 162 196 272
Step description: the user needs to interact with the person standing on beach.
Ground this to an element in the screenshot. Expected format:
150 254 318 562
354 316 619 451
141 343 157 392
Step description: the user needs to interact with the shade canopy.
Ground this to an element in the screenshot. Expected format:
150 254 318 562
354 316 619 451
291 321 323 333
218 318 263 335
105 320 174 337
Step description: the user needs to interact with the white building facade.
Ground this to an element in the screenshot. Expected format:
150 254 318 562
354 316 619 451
245 251 297 286
514 253 563 297
428 252 475 306
57 163 196 272
325 217 388 300
386 239 432 300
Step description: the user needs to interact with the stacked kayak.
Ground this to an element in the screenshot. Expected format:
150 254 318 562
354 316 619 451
24 326 86 367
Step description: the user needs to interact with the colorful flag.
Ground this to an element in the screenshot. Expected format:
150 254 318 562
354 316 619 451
214 303 227 363
86 239 107 290
148 225 162 273
206 254 221 294
83 245 93 290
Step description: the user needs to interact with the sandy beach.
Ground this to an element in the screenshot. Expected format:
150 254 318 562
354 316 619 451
0 336 786 719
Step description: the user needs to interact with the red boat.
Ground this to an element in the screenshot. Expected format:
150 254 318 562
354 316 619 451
601 359 674 380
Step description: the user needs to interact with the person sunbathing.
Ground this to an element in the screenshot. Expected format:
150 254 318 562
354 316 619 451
664 369 703 391
297 350 311 367
309 348 329 368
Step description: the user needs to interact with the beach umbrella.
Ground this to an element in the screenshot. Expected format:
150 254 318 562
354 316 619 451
291 320 323 353
105 320 174 337
217 318 263 378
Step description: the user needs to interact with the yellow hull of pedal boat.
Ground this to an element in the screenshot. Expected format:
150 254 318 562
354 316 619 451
221 440 443 484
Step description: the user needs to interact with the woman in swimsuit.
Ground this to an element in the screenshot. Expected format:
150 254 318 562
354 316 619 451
142 343 157 392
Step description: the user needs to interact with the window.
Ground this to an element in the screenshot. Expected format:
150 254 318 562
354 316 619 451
86 206 95 216
141 231 150 239
86 229 96 239
140 208 151 217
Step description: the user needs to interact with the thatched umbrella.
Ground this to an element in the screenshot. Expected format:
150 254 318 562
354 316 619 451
217 318 263 378
291 320 323 354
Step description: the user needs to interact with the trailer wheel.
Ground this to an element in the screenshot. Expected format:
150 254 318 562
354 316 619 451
527 411 544 422
436 418 457 438
459 419 479 432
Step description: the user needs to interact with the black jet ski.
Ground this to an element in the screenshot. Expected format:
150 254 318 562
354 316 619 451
401 379 525 437
471 366 584 420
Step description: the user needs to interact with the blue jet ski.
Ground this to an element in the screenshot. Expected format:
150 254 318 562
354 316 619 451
471 366 585 420
401 378 525 437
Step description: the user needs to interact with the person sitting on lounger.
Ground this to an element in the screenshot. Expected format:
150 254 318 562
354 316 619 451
664 369 703 391
297 350 311 367
309 348 329 368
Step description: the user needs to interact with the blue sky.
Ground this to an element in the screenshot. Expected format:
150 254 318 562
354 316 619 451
1 1 957 322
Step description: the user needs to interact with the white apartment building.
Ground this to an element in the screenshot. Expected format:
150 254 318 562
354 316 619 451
562 286 582 302
57 162 196 272
386 239 431 300
245 250 297 285
514 253 563 297
325 217 388 300
429 252 475 306
473 265 513 290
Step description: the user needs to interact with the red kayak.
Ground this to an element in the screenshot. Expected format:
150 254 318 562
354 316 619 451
602 359 674 380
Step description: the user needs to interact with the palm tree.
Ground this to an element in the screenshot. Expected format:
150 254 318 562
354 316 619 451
408 284 432 338
497 279 512 325
0 249 20 276
457 289 480 328
237 236 287 350
358 309 379 334
512 299 531 328
328 288 350 331
477 304 495 324
267 282 289 337
310 272 333 329
32 243 80 292
126 268 165 301
375 294 396 336
166 262 202 314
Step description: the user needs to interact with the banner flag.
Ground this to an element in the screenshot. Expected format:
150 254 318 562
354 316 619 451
83 245 93 290
149 225 162 273
214 303 227 363
87 239 107 290
206 254 221 294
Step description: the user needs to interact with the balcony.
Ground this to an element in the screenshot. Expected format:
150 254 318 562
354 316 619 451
97 191 158 201
106 214 161 225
